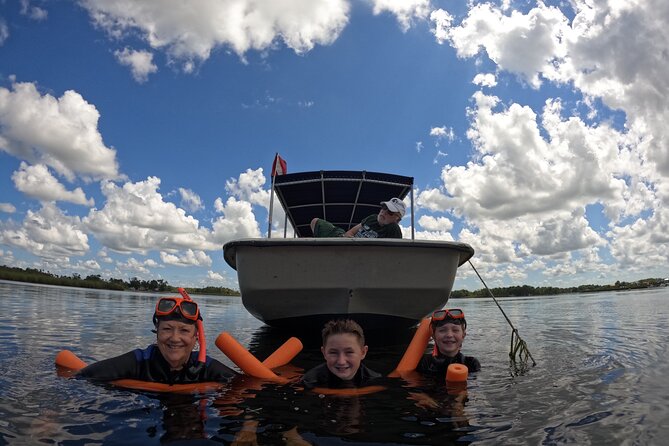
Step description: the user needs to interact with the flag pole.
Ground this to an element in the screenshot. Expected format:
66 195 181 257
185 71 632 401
267 153 277 238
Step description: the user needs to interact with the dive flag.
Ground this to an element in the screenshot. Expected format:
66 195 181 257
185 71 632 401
271 153 287 177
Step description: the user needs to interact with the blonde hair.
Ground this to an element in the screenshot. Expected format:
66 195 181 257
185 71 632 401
321 319 365 347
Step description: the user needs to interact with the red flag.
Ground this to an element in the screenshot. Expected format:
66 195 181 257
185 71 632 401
271 153 287 177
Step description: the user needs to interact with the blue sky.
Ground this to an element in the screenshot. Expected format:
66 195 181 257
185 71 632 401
1 0 668 291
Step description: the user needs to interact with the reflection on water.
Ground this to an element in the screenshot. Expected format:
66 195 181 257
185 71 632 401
1 280 668 444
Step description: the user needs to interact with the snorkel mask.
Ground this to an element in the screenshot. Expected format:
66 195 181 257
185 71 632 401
153 288 207 374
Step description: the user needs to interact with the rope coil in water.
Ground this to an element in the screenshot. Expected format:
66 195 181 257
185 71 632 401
468 261 536 367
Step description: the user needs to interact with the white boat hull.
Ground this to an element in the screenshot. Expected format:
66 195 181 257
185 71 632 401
224 238 474 329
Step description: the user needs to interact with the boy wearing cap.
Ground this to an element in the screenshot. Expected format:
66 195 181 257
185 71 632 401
310 197 405 239
417 309 481 378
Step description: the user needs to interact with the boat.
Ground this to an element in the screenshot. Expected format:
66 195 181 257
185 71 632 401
223 169 474 330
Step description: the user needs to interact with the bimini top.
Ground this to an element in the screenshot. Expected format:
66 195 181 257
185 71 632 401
273 170 413 238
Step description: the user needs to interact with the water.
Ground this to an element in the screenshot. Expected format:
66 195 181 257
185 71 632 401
0 280 668 445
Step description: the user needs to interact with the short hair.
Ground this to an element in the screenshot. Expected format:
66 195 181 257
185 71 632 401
321 319 365 347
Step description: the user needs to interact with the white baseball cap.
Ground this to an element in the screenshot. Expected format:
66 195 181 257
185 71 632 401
380 197 406 218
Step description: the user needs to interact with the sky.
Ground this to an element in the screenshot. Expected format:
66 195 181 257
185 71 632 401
1 0 668 291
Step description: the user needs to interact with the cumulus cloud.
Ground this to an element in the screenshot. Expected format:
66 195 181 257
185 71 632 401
472 73 497 87
160 249 212 267
0 81 120 181
212 196 262 242
12 162 94 206
178 187 204 212
207 270 225 281
0 203 16 213
114 47 158 82
0 202 89 260
225 167 270 208
431 3 569 88
371 0 431 31
84 177 216 253
116 257 154 275
80 0 350 67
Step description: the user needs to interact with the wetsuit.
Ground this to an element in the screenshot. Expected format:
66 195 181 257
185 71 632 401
417 351 481 378
78 345 236 383
301 363 382 389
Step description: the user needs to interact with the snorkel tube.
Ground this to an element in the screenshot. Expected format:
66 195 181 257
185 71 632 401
177 287 207 371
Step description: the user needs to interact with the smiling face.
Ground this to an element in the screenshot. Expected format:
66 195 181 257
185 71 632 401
321 333 368 381
156 319 198 370
433 322 466 357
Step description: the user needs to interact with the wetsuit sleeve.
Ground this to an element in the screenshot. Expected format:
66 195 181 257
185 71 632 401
77 351 139 381
415 354 431 373
300 363 327 389
465 356 481 373
202 358 237 382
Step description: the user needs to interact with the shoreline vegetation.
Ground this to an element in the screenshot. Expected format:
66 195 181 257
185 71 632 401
1 264 666 298
0 265 240 296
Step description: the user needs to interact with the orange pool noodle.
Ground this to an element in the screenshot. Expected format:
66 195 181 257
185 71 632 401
446 363 468 382
310 385 387 396
215 332 279 380
55 350 87 371
392 318 432 373
262 337 303 369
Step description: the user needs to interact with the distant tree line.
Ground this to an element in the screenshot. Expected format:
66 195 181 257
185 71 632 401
451 277 668 298
0 265 240 296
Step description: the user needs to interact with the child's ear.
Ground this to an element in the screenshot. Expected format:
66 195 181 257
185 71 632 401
320 346 326 358
361 345 368 359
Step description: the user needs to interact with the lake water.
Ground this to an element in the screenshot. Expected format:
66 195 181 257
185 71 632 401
0 280 668 445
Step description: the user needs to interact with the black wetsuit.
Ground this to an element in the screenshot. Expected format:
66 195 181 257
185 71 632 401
78 344 236 383
300 363 381 389
417 352 481 378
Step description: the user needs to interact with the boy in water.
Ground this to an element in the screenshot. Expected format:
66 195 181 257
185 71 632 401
301 319 381 389
417 308 481 378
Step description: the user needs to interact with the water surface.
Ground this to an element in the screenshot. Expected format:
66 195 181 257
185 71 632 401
0 280 667 444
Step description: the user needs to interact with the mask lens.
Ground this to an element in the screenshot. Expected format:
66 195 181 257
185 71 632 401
448 309 464 317
180 301 198 318
432 310 447 320
157 298 177 314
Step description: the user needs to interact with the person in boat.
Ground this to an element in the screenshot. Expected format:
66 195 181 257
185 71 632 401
417 308 481 378
301 319 381 389
310 197 405 239
78 294 236 383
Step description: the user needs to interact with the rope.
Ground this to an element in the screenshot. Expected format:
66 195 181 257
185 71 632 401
468 261 536 367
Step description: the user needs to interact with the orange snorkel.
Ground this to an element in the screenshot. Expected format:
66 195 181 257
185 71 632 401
177 287 207 367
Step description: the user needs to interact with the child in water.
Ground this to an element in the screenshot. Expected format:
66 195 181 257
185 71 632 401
417 308 481 378
301 319 381 389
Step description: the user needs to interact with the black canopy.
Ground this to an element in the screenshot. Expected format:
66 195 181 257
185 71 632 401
272 170 413 238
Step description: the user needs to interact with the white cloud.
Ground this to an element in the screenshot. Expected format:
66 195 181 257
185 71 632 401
430 125 455 144
81 0 350 66
415 141 423 153
114 47 158 83
472 73 497 87
0 202 89 260
20 0 48 20
0 81 120 181
84 177 216 253
225 167 270 208
0 203 16 213
116 257 153 275
178 187 204 212
12 162 94 206
432 3 569 88
160 249 212 267
207 270 225 281
0 19 9 45
212 196 262 242
371 0 431 32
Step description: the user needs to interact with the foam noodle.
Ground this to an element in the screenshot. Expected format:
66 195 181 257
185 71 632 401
262 337 303 369
55 350 87 371
391 318 432 374
112 379 224 394
215 332 283 381
446 363 468 382
310 385 387 396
